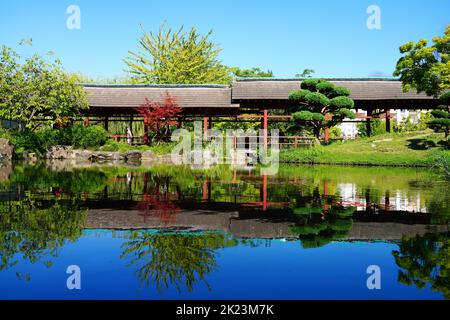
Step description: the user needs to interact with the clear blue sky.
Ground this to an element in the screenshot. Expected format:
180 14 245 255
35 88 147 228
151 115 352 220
1 0 448 79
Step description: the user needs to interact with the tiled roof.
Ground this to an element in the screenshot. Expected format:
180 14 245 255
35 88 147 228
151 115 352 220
231 78 433 101
84 84 234 109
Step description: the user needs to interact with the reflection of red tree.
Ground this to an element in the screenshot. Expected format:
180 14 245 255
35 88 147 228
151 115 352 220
135 193 180 225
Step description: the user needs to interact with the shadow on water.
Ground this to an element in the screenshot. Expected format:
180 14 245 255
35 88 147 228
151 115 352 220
0 161 449 296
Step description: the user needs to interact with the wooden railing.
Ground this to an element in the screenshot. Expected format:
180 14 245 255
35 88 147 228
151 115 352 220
110 134 146 145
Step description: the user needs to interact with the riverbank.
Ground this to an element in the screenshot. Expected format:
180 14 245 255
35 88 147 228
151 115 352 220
280 131 450 167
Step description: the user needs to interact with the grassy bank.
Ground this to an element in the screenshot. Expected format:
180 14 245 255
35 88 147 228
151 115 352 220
280 131 450 167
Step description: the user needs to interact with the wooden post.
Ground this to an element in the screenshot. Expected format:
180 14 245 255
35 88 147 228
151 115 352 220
262 174 267 211
263 109 268 147
203 180 207 202
203 116 209 137
144 125 149 145
294 136 298 148
104 116 109 132
366 110 372 137
385 109 391 133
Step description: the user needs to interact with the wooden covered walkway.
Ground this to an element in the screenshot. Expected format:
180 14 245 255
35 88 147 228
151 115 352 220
82 78 440 143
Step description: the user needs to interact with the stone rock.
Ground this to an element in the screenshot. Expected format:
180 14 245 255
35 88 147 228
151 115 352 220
111 152 126 161
89 152 111 162
46 145 73 159
141 150 154 160
0 138 14 161
23 152 38 162
125 150 142 161
0 162 12 181
73 150 92 159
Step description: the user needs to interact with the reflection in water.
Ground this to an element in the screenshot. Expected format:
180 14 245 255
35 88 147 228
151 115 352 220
121 231 236 293
0 161 449 298
393 231 450 299
289 205 355 248
0 198 86 275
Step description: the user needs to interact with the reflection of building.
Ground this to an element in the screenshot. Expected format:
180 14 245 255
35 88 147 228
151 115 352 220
337 183 428 212
85 208 447 241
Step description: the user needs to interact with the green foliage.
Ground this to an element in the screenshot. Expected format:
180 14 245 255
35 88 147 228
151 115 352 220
393 232 450 299
288 89 309 101
394 25 450 96
121 231 236 292
330 96 354 109
440 91 450 104
10 131 46 154
98 139 120 151
357 118 386 137
304 92 330 107
295 68 315 78
124 23 232 84
0 45 88 131
300 78 321 91
427 100 450 137
8 125 108 154
229 67 273 78
332 86 351 97
289 79 355 138
72 125 108 149
316 81 335 95
293 111 325 122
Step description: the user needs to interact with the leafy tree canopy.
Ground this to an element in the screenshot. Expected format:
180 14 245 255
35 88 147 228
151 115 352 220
295 68 315 78
393 25 450 97
229 67 273 78
124 23 232 84
288 79 355 138
0 45 88 131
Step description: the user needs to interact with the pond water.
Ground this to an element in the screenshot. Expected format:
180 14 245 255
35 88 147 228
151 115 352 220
0 161 449 299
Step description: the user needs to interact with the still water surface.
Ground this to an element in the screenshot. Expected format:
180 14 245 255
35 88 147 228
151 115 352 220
0 162 448 299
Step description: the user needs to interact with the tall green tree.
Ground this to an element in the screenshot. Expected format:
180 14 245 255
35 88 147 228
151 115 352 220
393 25 450 97
288 79 355 138
0 46 87 131
428 91 450 138
124 24 232 84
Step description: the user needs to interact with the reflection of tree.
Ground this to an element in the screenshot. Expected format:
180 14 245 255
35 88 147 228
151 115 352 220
134 172 180 224
120 231 237 293
0 199 86 272
289 205 355 248
392 231 450 299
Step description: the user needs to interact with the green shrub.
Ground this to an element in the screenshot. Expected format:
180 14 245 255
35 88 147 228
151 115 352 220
10 131 46 153
332 86 351 97
99 139 119 151
72 125 108 149
357 118 386 137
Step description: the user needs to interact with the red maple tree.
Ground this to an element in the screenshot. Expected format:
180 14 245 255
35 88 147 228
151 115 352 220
134 92 183 143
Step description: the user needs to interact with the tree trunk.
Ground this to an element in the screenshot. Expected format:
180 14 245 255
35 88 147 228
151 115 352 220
313 126 321 139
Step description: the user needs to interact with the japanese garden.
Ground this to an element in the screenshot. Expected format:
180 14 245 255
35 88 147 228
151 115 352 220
0 3 449 302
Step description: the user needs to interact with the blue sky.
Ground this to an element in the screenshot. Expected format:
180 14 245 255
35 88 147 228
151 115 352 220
0 0 448 79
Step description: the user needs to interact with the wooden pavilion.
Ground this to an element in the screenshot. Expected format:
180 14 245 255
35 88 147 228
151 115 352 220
83 78 439 142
